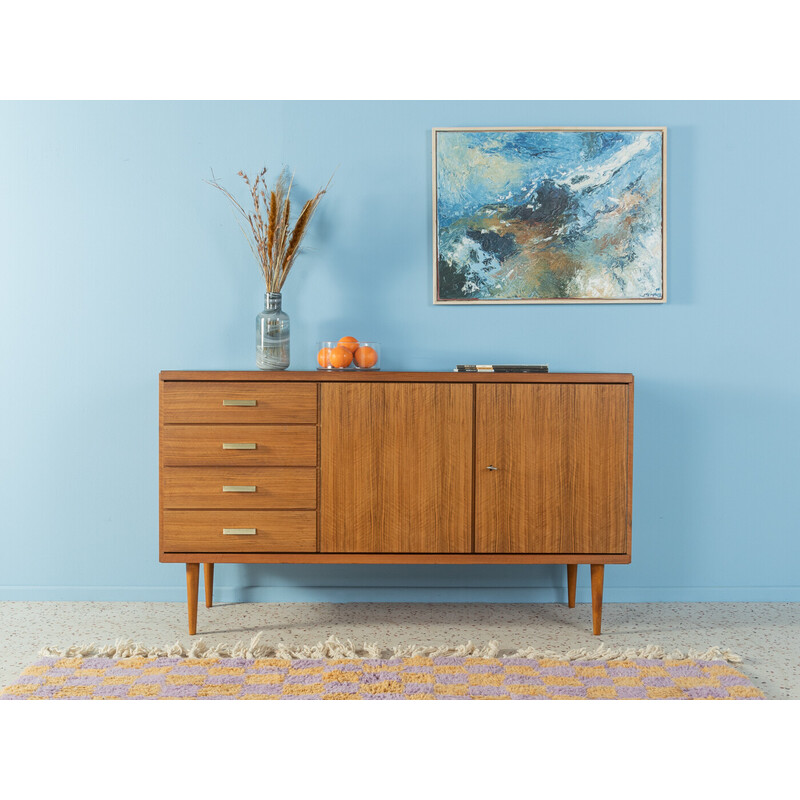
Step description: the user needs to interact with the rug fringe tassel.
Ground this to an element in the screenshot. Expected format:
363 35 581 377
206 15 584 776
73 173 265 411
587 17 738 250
38 634 742 663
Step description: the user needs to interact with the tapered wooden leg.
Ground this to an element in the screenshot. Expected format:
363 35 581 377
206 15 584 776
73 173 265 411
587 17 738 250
590 564 604 635
186 563 199 635
204 563 214 608
567 564 577 608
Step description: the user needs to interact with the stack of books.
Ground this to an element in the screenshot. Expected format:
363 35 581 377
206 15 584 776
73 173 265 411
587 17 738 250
454 364 549 373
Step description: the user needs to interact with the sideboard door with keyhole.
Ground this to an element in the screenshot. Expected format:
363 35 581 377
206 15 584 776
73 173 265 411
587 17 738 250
474 383 630 555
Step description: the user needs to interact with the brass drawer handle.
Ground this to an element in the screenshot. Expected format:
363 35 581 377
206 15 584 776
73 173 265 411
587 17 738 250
222 528 256 535
222 443 256 450
223 485 256 493
223 399 257 407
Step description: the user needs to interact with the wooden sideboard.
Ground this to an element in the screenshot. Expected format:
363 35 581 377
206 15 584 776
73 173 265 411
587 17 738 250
159 371 633 635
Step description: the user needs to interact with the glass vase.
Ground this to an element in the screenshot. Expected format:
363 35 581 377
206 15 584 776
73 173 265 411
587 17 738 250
256 292 290 370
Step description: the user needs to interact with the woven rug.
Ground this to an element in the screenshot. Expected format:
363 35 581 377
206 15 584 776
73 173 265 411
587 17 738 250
0 636 764 700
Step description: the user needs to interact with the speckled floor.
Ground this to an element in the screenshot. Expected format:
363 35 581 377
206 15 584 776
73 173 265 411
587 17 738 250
0 601 797 698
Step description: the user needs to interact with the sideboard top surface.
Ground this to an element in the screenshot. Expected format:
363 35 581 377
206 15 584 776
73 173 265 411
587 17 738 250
160 371 634 384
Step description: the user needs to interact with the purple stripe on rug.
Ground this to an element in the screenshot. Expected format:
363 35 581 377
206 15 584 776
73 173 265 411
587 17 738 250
64 676 104 687
158 685 200 698
437 673 468 685
281 693 324 700
168 665 208 676
323 682 360 694
95 685 137 698
665 666 704 677
468 686 508 697
685 687 729 699
32 685 63 698
284 673 323 684
507 693 549 700
615 686 649 698
578 676 614 686
548 686 589 697
503 674 544 685
240 684 283 696
717 675 752 686
405 684 434 694
642 676 675 687
80 657 120 669
539 666 576 676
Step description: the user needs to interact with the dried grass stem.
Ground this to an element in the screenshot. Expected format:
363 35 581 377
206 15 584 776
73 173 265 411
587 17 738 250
206 167 329 293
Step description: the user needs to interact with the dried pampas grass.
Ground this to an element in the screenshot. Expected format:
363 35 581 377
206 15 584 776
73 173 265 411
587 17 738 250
206 166 330 292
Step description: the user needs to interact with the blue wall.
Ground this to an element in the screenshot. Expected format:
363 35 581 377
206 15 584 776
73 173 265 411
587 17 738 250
1 101 798 602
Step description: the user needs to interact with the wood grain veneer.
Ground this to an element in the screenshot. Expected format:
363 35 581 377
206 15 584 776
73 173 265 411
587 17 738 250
161 425 317 467
162 467 316 509
162 510 316 552
320 382 473 553
162 381 316 423
475 383 628 554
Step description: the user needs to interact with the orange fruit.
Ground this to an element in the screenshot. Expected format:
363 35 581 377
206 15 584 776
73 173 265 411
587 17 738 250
329 345 353 369
317 347 334 368
337 336 359 354
354 345 378 369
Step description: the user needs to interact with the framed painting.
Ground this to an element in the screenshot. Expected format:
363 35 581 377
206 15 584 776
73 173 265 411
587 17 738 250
433 127 666 304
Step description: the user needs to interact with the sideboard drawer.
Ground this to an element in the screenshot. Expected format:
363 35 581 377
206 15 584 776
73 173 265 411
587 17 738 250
162 381 317 424
162 510 316 552
162 467 317 509
161 425 317 466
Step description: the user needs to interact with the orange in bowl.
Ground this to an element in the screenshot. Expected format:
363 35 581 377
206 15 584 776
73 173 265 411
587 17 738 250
337 336 359 354
317 347 335 368
329 345 354 369
354 345 378 369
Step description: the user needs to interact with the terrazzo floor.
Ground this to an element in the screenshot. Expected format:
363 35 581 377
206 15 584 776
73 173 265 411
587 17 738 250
0 601 797 698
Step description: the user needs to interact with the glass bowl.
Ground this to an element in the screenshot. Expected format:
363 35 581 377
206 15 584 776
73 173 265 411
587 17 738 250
316 340 381 370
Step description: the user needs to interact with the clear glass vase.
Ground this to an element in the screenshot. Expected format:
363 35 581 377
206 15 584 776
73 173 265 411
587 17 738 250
256 292 290 370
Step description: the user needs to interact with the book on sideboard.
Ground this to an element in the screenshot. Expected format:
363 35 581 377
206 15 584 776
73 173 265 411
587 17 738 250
454 365 549 373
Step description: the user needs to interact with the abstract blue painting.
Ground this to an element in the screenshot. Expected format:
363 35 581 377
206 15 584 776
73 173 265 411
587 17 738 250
434 128 665 303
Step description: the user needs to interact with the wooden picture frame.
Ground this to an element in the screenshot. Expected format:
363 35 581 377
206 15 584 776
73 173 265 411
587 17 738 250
432 127 667 304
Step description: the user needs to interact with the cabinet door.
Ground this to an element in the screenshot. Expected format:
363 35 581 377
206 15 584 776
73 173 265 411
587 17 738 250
476 383 629 554
321 383 472 553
